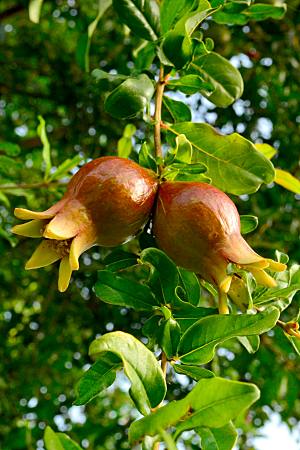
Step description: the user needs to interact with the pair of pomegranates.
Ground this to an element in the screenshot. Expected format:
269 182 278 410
13 156 285 312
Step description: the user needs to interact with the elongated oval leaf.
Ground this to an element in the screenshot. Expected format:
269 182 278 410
189 52 243 107
162 96 192 123
170 122 275 194
139 247 179 304
105 74 154 119
74 354 121 405
160 0 195 34
89 331 167 414
197 422 238 450
175 378 259 436
240 215 258 234
178 307 280 364
129 377 259 442
94 270 158 310
29 0 44 23
113 0 160 41
44 427 82 450
173 363 214 380
168 74 214 95
275 169 300 194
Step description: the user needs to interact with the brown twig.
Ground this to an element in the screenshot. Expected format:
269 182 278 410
154 66 168 159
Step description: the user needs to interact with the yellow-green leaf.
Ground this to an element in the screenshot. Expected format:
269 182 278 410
274 169 300 194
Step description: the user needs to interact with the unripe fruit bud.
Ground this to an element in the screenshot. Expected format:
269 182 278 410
153 181 286 313
12 157 158 292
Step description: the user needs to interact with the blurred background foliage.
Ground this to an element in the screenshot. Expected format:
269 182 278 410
0 1 300 449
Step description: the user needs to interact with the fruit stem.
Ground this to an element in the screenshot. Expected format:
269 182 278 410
154 66 166 159
218 290 229 314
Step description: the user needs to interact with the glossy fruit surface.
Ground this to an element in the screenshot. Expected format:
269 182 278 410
13 157 158 291
153 181 286 313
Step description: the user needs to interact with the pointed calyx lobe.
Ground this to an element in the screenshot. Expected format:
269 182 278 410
13 157 158 292
153 181 286 313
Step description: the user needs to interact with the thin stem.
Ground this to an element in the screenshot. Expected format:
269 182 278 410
154 66 166 159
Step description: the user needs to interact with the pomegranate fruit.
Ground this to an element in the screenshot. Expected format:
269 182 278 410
12 157 158 292
153 181 286 313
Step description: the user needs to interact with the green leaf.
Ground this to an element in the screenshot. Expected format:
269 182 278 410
92 69 126 87
274 169 300 194
255 143 277 160
178 307 280 364
49 155 82 181
238 335 260 354
174 378 259 437
173 364 214 380
170 122 275 195
117 124 136 158
254 284 300 309
168 74 214 95
29 0 44 24
178 268 201 306
37 116 52 181
240 215 258 234
158 317 181 359
94 270 157 310
197 422 238 450
139 248 179 304
105 74 154 119
104 249 137 272
138 142 157 172
44 427 82 450
174 134 193 163
162 1 215 68
213 2 286 25
77 0 112 72
74 354 120 405
113 0 160 41
162 162 209 183
129 377 259 442
162 96 192 123
89 331 167 414
189 52 243 107
173 303 217 333
0 142 21 157
134 42 156 71
246 3 287 21
160 0 195 34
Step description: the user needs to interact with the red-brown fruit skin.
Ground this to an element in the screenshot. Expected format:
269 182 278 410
63 156 158 246
153 181 243 285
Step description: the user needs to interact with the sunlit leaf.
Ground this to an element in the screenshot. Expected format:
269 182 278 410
178 307 280 364
129 377 259 442
170 122 275 195
29 0 44 24
189 52 243 107
89 331 167 414
37 116 52 181
44 426 82 450
274 169 300 194
197 422 238 450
